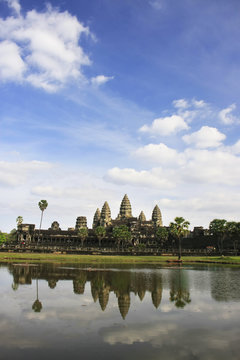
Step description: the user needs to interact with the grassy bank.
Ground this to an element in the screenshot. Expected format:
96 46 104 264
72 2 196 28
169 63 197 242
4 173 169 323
0 252 240 265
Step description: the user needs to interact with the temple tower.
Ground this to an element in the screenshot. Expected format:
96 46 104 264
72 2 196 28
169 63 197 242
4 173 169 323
152 205 162 227
100 201 111 227
92 208 101 229
138 211 146 222
151 288 162 309
99 286 110 311
118 293 131 319
75 216 87 230
118 194 132 219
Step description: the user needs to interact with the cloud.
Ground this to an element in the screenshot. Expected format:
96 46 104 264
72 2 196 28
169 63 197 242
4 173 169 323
139 115 189 136
107 141 240 193
3 0 21 15
91 75 114 86
219 104 239 125
0 2 91 91
0 40 25 80
134 143 183 165
101 322 177 345
149 0 164 10
182 126 226 148
0 160 53 187
231 140 240 154
105 167 175 189
172 99 189 109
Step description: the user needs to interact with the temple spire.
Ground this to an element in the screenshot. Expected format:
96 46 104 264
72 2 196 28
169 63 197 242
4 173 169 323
138 211 146 222
92 208 101 229
100 201 111 227
118 194 132 219
152 205 162 227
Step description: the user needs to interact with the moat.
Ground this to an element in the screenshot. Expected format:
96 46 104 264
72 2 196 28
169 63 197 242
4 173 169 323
0 263 240 359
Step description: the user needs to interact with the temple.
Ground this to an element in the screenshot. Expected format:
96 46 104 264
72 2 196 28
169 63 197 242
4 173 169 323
16 194 164 249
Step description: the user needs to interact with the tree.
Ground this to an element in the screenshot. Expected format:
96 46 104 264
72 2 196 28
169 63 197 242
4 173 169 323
6 229 17 243
155 227 169 248
78 227 88 247
38 200 48 241
32 278 42 312
225 221 240 255
209 219 227 254
169 270 191 308
169 217 190 260
112 225 131 250
16 216 23 226
95 226 106 247
0 231 7 244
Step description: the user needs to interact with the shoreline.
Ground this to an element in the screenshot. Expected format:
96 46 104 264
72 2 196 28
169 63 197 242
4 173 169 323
1 252 240 265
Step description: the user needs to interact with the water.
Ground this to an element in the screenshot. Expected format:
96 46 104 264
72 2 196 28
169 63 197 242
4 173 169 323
0 262 240 359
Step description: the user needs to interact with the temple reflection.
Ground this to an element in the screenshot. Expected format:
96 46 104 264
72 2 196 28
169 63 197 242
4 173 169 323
6 263 194 318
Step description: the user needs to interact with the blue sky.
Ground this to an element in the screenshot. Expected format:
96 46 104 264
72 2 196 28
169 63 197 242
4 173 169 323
1 0 240 231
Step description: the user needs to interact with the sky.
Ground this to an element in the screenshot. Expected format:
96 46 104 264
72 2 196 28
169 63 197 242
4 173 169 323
1 0 240 232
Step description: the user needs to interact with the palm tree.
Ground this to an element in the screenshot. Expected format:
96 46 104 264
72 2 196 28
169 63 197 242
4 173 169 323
169 217 190 260
38 200 48 241
32 278 42 312
16 216 23 226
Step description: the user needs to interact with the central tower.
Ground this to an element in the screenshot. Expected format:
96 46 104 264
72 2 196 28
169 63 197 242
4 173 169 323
117 194 132 219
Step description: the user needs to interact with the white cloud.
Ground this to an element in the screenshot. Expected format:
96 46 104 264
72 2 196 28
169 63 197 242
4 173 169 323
0 40 25 80
105 167 175 189
219 104 239 125
0 3 91 91
3 0 21 15
182 126 226 148
231 140 240 154
172 98 189 109
91 75 114 86
139 115 189 136
0 160 53 187
192 99 207 108
102 322 177 345
134 143 182 165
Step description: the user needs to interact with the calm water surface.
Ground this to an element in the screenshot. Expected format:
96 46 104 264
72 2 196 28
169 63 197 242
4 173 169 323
0 262 240 360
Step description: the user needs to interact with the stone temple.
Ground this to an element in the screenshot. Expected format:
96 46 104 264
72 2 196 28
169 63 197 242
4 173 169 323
17 194 163 248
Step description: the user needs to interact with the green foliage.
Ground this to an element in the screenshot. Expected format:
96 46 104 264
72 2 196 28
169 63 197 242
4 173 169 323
32 299 42 312
95 226 106 246
169 217 190 260
209 219 227 253
169 217 190 240
38 200 48 238
209 219 227 237
38 200 48 212
225 221 240 254
0 231 7 244
16 216 23 226
3 228 17 243
78 227 88 246
137 243 146 250
155 227 169 246
113 225 131 250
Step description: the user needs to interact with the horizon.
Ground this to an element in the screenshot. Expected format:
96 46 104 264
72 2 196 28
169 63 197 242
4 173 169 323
1 0 240 232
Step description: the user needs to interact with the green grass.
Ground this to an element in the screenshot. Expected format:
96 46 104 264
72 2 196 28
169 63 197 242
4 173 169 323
0 252 240 265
